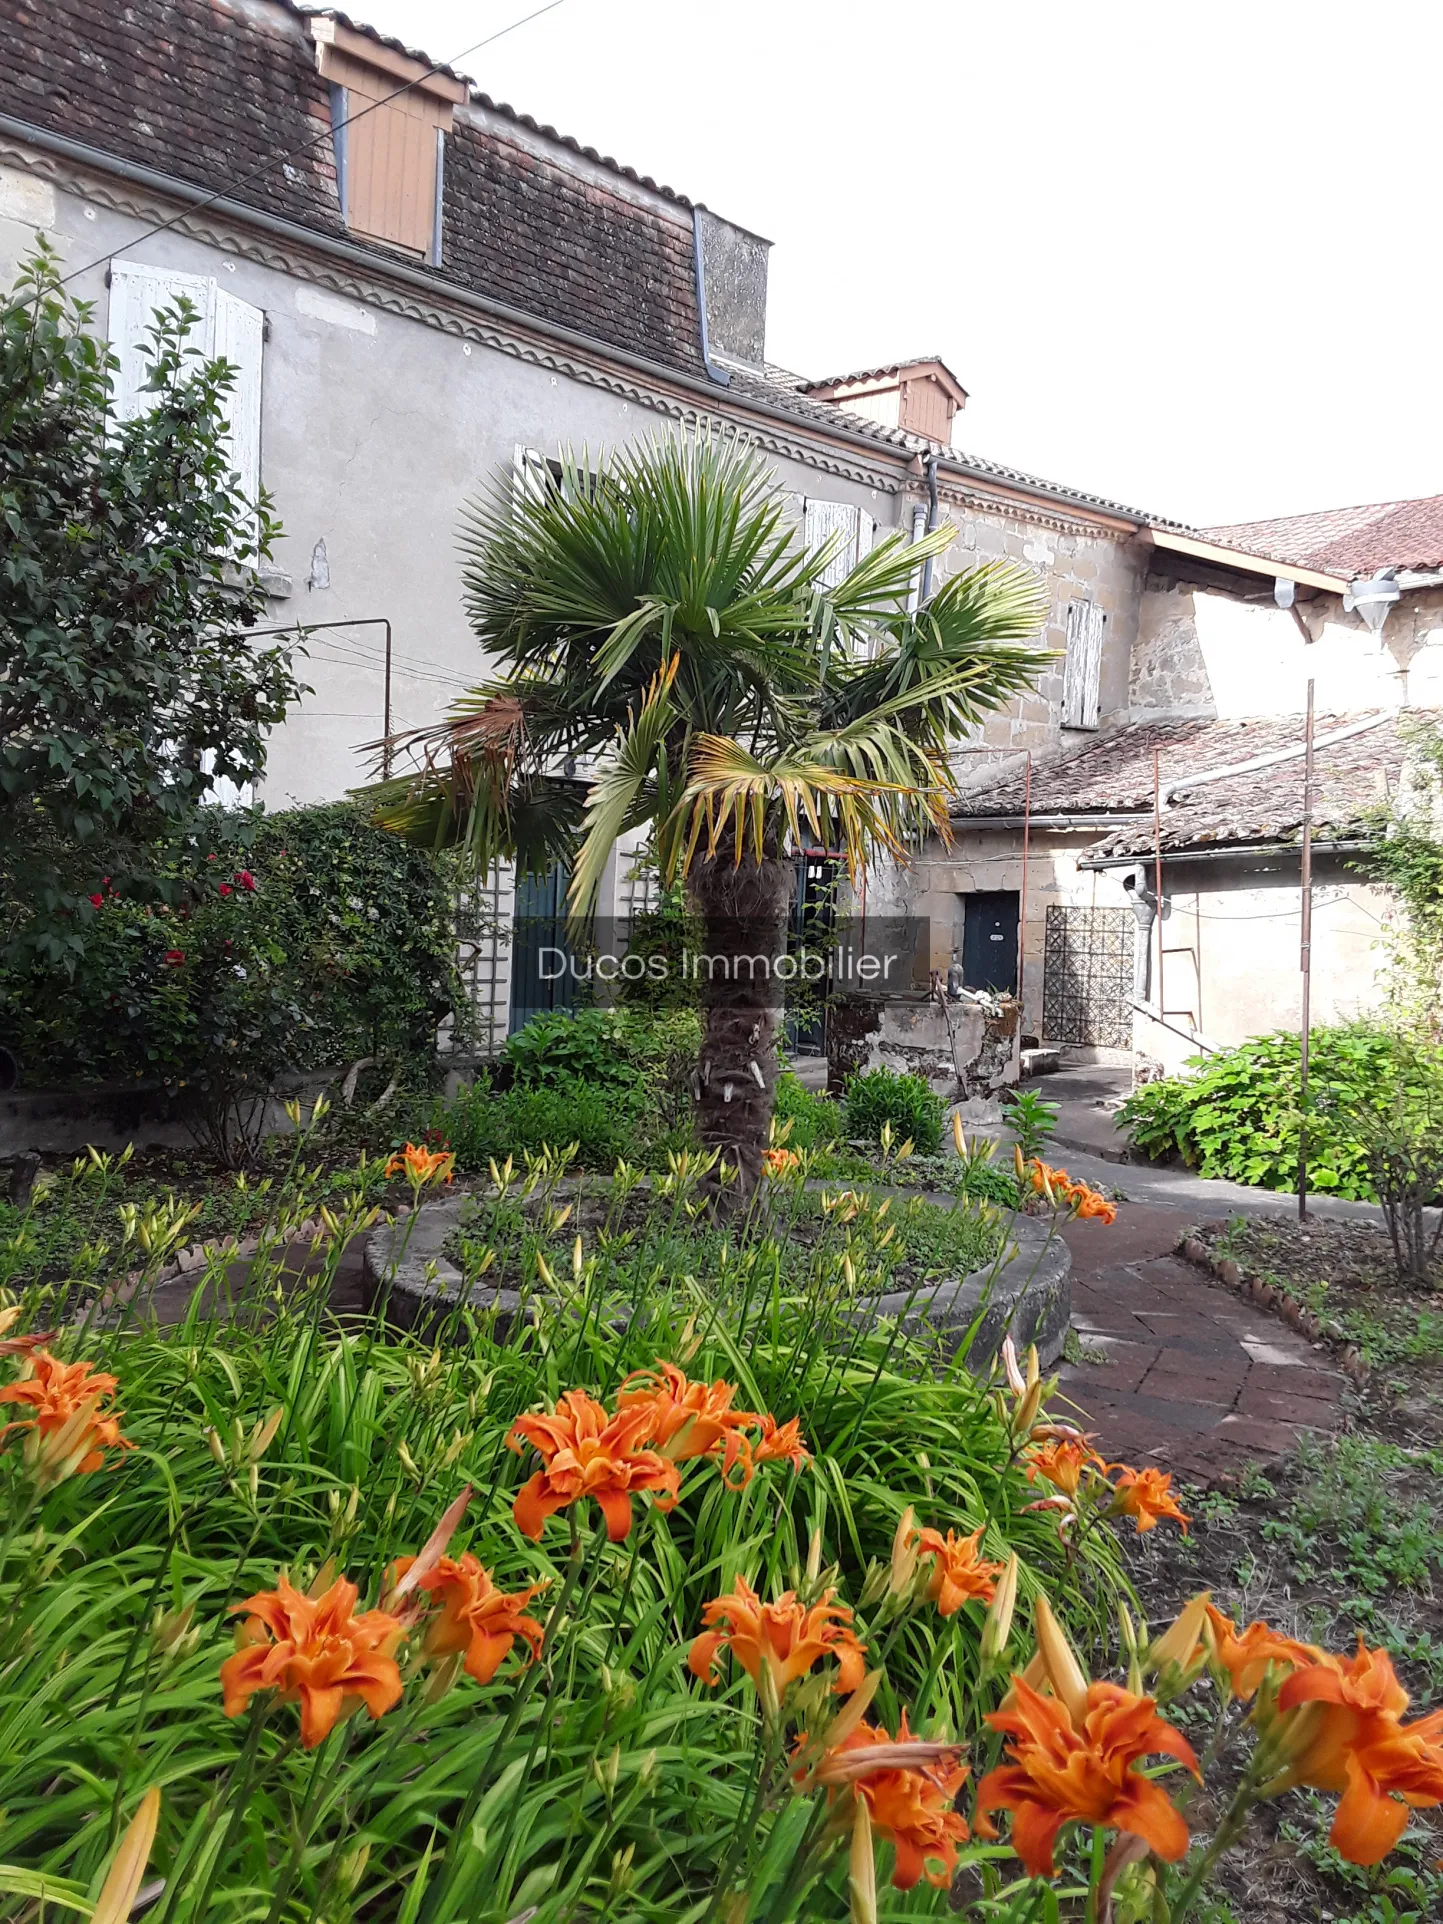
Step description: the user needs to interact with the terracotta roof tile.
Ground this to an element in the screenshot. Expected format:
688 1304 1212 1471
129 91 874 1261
0 0 705 376
952 710 1421 856
1205 496 1443 576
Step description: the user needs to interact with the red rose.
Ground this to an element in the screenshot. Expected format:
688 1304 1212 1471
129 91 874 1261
235 869 257 892
89 893 104 907
164 950 186 967
101 876 111 887
219 883 233 897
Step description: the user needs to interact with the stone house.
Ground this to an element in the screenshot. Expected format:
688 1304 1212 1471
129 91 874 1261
873 500 1443 1083
2 0 1434 1067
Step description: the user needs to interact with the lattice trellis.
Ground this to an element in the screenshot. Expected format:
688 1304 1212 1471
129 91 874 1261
1042 905 1135 1048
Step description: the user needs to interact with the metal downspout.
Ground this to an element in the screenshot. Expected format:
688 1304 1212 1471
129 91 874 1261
919 451 940 601
690 208 731 389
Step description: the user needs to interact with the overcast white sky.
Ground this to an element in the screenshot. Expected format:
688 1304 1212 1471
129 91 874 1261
359 0 1440 528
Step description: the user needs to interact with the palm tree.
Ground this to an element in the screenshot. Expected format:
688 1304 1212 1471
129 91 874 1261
362 434 1049 1195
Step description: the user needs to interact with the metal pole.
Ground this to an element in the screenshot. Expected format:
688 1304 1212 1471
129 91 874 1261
1298 679 1316 1220
383 621 394 780
1019 751 1032 1014
1162 742 1169 1031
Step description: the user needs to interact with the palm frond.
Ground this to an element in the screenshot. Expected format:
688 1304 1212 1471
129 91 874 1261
567 655 681 923
666 734 927 886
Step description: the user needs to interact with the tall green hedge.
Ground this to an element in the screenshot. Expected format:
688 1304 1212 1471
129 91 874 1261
0 804 461 1093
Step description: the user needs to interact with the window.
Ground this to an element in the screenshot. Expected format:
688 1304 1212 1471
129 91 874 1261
1061 597 1105 730
108 260 264 509
311 17 465 261
801 498 875 588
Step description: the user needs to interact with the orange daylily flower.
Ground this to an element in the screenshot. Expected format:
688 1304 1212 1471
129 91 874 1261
813 1712 970 1890
385 1143 456 1188
1202 1605 1320 1700
689 1575 867 1696
977 1676 1198 1878
0 1349 133 1481
1109 1465 1191 1534
1025 1435 1104 1498
220 1574 405 1747
389 1552 548 1684
508 1389 678 1541
1027 1161 1118 1225
617 1362 758 1464
743 1413 811 1477
0 1306 56 1357
762 1146 800 1176
913 1526 1006 1616
1276 1642 1443 1865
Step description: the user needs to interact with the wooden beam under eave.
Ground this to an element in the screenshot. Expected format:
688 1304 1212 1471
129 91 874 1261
1140 526 1348 595
310 18 469 105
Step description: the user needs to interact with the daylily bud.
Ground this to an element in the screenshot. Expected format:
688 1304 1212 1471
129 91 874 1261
823 1670 884 1753
980 1553 1019 1666
1012 1379 1044 1439
608 1843 635 1898
952 1111 966 1156
397 1441 421 1481
573 1234 584 1282
205 1426 227 1467
247 1407 285 1463
423 1651 464 1705
1013 1143 1026 1180
806 1527 823 1586
1000 1337 1026 1397
888 1506 918 1596
337 1840 369 1897
1033 1593 1089 1725
849 1795 878 1924
1148 1592 1211 1679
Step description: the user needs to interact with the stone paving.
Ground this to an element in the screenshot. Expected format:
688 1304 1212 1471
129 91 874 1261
1055 1204 1345 1483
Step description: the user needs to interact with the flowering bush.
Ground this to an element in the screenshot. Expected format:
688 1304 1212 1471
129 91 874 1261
0 1149 1432 1920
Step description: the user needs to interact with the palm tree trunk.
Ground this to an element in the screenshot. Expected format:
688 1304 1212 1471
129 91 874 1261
688 851 795 1202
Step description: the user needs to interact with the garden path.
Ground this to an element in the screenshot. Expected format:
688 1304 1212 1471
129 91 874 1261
1056 1204 1345 1485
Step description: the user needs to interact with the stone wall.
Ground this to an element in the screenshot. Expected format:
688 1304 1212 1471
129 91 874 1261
933 485 1147 762
1131 577 1443 721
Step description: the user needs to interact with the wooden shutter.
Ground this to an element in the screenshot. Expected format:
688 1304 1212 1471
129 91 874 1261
513 445 551 511
1062 599 1105 730
211 288 264 508
319 47 454 255
803 498 860 589
108 260 211 419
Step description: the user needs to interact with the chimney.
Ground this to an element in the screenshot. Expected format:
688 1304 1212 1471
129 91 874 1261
693 207 771 371
801 358 969 444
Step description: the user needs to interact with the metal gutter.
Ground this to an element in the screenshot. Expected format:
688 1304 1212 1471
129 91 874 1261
953 812 1153 830
0 113 905 472
0 112 1160 533
1079 838 1374 870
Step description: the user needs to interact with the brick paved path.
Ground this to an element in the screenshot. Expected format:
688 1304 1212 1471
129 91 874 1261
1055 1205 1345 1483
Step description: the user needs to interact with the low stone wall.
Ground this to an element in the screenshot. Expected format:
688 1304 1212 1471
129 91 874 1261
362 1194 1071 1370
0 1068 338 1160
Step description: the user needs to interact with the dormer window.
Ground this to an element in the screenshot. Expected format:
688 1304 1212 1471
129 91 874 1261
800 357 970 446
310 17 466 262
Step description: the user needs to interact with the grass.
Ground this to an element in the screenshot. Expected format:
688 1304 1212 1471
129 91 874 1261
0 1144 1123 1922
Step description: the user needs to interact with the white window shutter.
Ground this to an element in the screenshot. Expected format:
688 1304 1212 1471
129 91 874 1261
1062 599 1105 730
108 260 212 420
856 508 875 558
802 498 860 589
211 288 265 506
513 444 550 510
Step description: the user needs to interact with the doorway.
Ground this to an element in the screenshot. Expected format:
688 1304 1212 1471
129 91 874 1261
961 890 1019 995
509 862 584 1032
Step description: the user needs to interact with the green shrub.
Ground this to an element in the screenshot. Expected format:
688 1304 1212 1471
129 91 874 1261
503 1008 643 1092
0 805 460 1107
1117 1025 1443 1199
431 1070 646 1170
843 1065 946 1155
773 1069 844 1149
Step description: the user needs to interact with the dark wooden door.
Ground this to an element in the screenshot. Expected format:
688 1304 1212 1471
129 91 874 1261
962 890 1019 995
509 862 584 1032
